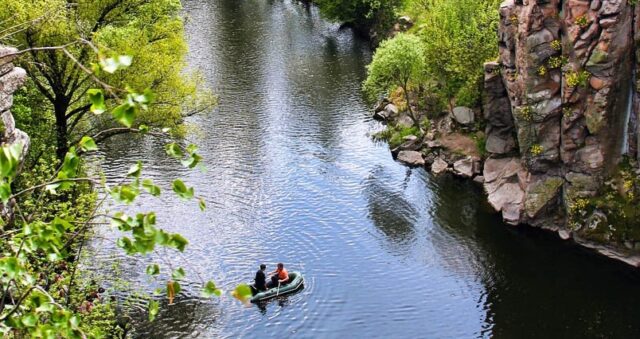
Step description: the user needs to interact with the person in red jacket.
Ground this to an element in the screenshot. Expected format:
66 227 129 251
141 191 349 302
267 263 289 288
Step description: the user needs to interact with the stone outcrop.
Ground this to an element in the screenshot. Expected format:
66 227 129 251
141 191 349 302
374 1 640 266
452 106 475 125
0 46 30 222
480 0 640 265
396 150 425 167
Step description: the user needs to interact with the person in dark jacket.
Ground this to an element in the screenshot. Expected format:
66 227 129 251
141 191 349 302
254 264 267 292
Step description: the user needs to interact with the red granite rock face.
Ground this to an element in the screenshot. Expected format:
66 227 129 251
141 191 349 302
483 0 637 229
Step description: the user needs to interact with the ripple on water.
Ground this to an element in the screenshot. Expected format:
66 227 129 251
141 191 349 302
80 0 640 338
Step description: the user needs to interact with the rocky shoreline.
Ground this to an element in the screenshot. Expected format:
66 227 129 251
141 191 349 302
373 98 640 268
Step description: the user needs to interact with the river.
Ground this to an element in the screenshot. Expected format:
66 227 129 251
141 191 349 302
88 0 640 337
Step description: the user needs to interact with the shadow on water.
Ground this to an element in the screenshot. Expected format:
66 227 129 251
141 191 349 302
364 165 418 246
126 298 222 338
427 174 640 338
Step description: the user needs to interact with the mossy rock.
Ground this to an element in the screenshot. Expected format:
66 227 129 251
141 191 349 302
516 125 535 155
586 49 608 67
585 105 605 134
525 176 564 218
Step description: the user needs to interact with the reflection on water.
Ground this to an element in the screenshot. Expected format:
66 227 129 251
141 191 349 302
85 0 640 338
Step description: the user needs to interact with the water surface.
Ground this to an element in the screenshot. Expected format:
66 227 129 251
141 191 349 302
90 1 640 337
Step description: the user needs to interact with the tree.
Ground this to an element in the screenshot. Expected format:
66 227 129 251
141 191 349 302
315 0 402 34
418 0 500 110
0 0 214 159
0 49 252 337
363 33 425 125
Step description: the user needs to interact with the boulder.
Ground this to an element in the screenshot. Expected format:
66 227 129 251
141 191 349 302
483 157 526 225
396 150 424 167
384 104 398 116
558 230 571 240
452 106 475 125
373 103 396 120
374 98 389 113
431 158 449 174
398 16 413 26
396 114 414 128
524 176 564 219
453 158 474 178
486 133 516 154
396 135 422 151
424 140 442 149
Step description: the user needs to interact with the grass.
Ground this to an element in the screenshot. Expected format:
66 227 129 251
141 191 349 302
373 124 421 148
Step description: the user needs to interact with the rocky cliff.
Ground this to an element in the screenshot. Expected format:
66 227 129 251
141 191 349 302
483 0 640 265
0 46 30 223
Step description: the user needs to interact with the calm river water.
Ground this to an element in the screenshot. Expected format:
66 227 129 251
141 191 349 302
89 1 640 337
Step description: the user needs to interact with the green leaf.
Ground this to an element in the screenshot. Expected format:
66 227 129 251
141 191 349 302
112 103 136 127
169 234 188 252
133 89 154 105
21 314 38 327
109 185 139 204
142 179 161 196
148 300 159 322
139 124 149 134
79 136 98 152
58 148 80 185
69 315 80 329
165 143 183 159
172 179 194 200
181 153 202 169
198 197 206 212
87 89 106 114
127 161 142 178
0 257 22 279
185 144 198 154
0 181 11 204
202 281 221 298
117 237 134 254
171 267 185 280
146 264 160 276
0 143 23 179
232 284 253 302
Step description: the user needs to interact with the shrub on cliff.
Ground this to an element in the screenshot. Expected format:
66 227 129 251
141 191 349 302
363 33 425 125
417 0 500 110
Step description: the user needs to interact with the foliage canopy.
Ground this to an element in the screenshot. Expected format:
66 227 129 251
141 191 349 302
417 0 500 108
0 0 214 159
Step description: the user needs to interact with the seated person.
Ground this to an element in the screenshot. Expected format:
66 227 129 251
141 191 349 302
266 262 289 288
253 264 267 292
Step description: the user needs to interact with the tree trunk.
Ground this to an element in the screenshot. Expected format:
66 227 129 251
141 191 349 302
402 83 418 126
53 97 69 161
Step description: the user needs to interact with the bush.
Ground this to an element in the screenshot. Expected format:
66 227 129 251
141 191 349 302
418 0 500 110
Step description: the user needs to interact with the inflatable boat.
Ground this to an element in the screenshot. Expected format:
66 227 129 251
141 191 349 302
250 271 304 303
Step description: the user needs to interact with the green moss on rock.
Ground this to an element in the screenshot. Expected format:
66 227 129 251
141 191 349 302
525 176 564 218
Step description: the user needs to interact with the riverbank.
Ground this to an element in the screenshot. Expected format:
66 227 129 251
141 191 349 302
374 98 640 268
360 0 640 269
